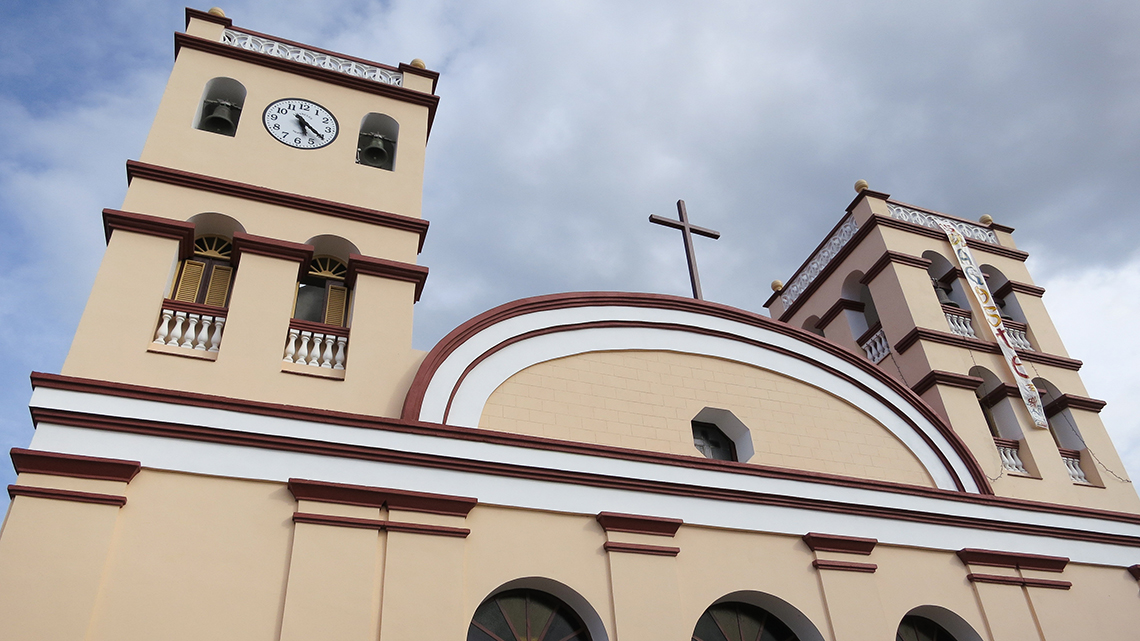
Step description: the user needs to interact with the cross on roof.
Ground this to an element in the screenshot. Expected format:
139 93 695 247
648 200 721 300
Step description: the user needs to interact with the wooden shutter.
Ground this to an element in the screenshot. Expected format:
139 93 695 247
173 260 206 302
323 285 348 326
202 265 233 307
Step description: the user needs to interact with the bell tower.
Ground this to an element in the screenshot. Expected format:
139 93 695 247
765 183 1138 511
60 7 438 417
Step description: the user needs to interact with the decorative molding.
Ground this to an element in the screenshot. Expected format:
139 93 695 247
871 214 1029 262
957 548 1069 572
1044 394 1106 417
779 215 860 308
855 321 884 349
30 404 1140 549
602 541 680 557
184 7 231 28
887 203 999 245
802 532 877 555
158 298 228 318
10 448 140 483
102 209 195 259
893 327 1082 371
993 280 1045 299
398 62 440 93
845 188 892 214
811 559 877 573
862 251 932 285
223 29 402 86
125 161 430 252
912 371 985 396
989 221 1016 234
965 573 1071 590
292 512 470 538
981 384 1020 408
288 478 476 517
174 33 439 134
288 318 350 338
596 512 683 537
345 254 429 302
7 484 126 507
231 232 313 277
816 299 864 330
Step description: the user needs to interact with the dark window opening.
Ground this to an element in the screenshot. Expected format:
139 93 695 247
692 421 737 461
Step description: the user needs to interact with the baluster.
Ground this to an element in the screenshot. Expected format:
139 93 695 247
333 336 347 370
209 317 225 352
169 312 187 348
194 317 212 350
180 314 200 348
319 334 335 368
308 333 325 366
296 331 312 366
283 328 299 362
154 308 174 344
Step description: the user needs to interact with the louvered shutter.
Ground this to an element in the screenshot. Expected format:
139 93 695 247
173 260 206 302
323 285 348 327
202 265 233 307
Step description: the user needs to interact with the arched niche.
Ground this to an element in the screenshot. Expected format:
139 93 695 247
699 591 825 641
980 264 1026 323
357 112 399 170
968 366 1024 441
896 605 984 641
193 77 247 136
840 271 880 343
473 577 608 641
1032 378 1083 450
923 251 971 310
187 212 245 239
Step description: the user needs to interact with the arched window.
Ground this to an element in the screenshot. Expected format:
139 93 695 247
194 77 246 136
468 589 590 641
357 113 399 170
171 235 234 307
1033 377 1096 484
896 615 958 641
692 601 800 641
980 265 1025 323
969 367 1022 440
292 235 358 327
840 271 887 362
895 606 983 641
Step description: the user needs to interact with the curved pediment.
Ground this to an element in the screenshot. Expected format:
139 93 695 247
403 292 989 494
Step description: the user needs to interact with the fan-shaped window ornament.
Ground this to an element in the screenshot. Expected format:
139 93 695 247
896 615 958 641
692 602 799 641
308 255 347 280
171 235 235 308
194 235 233 259
468 589 590 641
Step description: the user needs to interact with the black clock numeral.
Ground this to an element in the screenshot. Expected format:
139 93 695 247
322 118 329 124
325 127 332 133
269 114 277 121
277 108 287 114
272 124 280 130
294 137 302 144
308 138 316 145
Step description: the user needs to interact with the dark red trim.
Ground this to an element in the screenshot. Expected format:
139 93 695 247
102 209 195 259
29 405 1140 547
160 298 228 317
1057 447 1083 460
966 573 1070 590
817 299 863 330
990 222 1016 234
174 32 440 135
957 548 1068 572
596 512 682 537
994 281 1046 299
942 305 972 320
8 484 126 507
811 559 877 573
894 327 1082 371
292 512 470 537
603 541 680 557
398 62 440 94
1129 565 1140 581
992 437 1021 450
845 189 892 214
288 478 476 516
912 371 985 396
855 321 884 348
10 448 140 483
399 291 990 495
231 232 313 278
802 533 877 555
982 384 1020 408
345 254 429 302
289 318 350 338
125 161 429 253
185 8 232 28
1044 394 1106 416
861 251 931 285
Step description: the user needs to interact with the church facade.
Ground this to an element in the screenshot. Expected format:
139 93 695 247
1 8 1139 641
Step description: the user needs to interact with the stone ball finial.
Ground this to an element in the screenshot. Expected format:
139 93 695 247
410 58 427 69
854 179 869 193
771 280 784 292
979 214 994 225
207 7 226 17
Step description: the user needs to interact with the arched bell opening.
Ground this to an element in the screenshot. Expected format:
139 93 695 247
357 113 399 170
1033 377 1101 485
194 77 247 136
970 366 1036 476
980 264 1027 323
840 271 881 349
922 251 971 310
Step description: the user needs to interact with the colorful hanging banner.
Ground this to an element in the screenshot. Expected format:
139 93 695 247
932 218 1049 429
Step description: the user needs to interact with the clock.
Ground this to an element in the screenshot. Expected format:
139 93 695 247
262 98 339 149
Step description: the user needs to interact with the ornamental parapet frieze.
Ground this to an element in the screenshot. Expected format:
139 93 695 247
222 30 403 87
781 215 859 307
887 203 998 245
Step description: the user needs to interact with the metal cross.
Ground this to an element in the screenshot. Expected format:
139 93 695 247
649 200 720 300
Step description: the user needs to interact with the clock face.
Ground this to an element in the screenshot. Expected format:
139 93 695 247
262 98 339 149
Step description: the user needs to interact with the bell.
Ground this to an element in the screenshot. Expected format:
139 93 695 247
202 101 238 136
358 134 395 169
933 280 959 308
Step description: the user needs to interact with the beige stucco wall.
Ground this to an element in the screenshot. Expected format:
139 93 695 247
479 350 935 487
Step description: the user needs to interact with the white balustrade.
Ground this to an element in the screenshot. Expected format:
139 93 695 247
1061 451 1090 484
1005 325 1033 351
153 307 226 353
944 310 976 338
995 441 1028 474
861 327 890 364
283 326 348 371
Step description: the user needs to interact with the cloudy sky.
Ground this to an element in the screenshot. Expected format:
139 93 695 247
2 1 1139 507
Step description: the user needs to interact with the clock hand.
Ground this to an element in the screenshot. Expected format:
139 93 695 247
295 114 325 140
